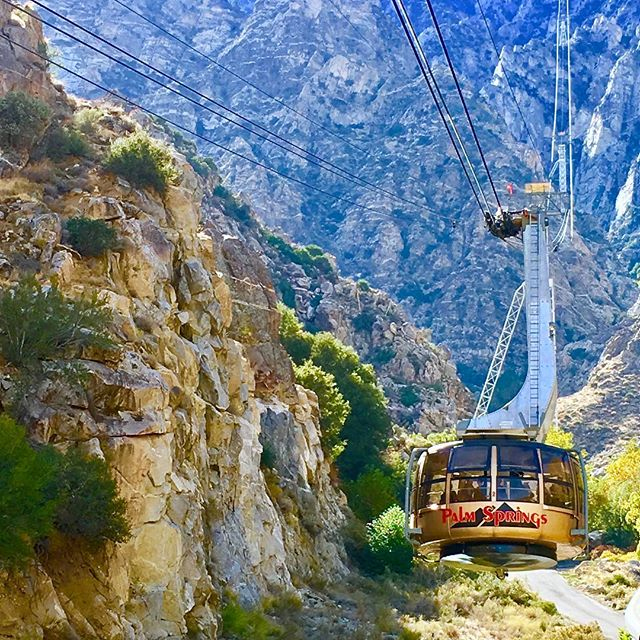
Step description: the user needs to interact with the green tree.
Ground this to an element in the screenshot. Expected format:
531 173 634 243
589 474 636 548
49 449 130 547
66 217 119 257
588 442 640 547
0 415 57 567
278 304 392 481
104 130 178 193
0 91 50 150
311 332 391 480
344 467 398 522
278 304 313 364
293 360 350 460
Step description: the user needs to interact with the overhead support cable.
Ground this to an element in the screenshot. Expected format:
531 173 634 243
0 32 414 220
423 0 503 212
2 33 459 232
390 0 493 227
392 0 492 220
565 0 575 239
108 0 367 154
9 0 444 218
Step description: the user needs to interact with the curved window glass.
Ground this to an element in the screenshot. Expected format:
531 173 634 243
496 444 540 503
541 448 574 510
450 445 491 471
449 445 491 503
418 448 449 507
570 453 585 517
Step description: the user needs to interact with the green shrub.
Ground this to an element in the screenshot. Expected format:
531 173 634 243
66 217 118 257
356 278 371 292
293 360 350 460
606 573 633 587
104 130 178 194
48 449 130 547
539 599 558 615
213 184 252 225
221 596 283 639
296 244 333 275
0 415 129 566
0 278 114 376
371 347 396 366
0 415 56 567
264 231 297 261
263 232 333 276
74 108 104 135
352 309 377 333
0 91 50 150
365 505 413 575
189 155 217 178
399 385 421 407
45 126 90 160
547 624 606 640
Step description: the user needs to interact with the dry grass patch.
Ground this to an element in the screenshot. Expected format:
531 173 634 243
566 558 639 609
0 177 43 200
251 565 606 640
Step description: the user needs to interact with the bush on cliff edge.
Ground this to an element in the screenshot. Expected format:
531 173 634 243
104 130 178 194
49 448 130 547
0 415 56 567
65 216 119 257
0 90 50 151
0 278 114 370
0 414 130 567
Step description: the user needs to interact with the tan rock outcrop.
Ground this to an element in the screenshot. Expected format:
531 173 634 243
0 39 347 637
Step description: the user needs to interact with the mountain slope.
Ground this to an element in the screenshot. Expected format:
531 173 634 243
559 298 640 467
44 0 638 395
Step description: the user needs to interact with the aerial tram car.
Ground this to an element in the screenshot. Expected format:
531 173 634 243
401 0 586 576
404 213 588 576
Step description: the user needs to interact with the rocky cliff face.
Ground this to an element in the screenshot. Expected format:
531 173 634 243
202 200 471 432
43 0 639 394
0 8 350 636
0 5 471 638
0 133 348 638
